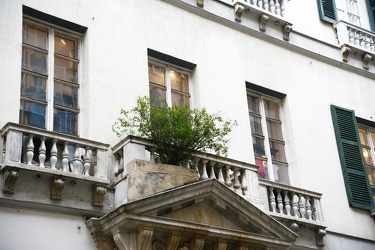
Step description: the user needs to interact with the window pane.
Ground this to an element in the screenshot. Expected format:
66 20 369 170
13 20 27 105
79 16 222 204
248 95 260 114
370 132 375 148
171 92 189 107
22 47 47 75
252 136 266 157
21 73 47 101
367 165 375 186
53 109 77 135
362 147 373 165
250 115 263 135
54 82 78 109
269 141 286 162
267 120 283 141
273 162 290 184
148 64 165 86
55 34 78 59
255 158 268 180
20 100 46 129
358 128 368 145
54 57 78 83
150 86 166 106
170 70 189 93
23 22 47 49
264 100 280 120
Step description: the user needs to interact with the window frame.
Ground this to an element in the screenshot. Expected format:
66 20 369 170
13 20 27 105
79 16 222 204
20 17 82 136
358 125 375 198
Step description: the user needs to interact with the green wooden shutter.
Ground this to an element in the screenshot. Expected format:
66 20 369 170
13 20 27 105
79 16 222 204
366 0 375 31
317 0 338 24
331 105 374 210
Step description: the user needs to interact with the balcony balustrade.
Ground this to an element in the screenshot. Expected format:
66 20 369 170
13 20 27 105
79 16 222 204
334 20 375 69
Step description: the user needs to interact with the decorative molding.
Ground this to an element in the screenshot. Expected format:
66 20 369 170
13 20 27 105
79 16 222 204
51 177 65 200
166 235 180 249
152 239 166 250
138 228 154 250
191 238 205 250
315 228 326 247
3 170 19 194
289 222 299 232
362 53 372 70
234 3 245 23
259 13 269 32
196 0 204 7
93 185 107 207
341 45 351 62
282 23 292 41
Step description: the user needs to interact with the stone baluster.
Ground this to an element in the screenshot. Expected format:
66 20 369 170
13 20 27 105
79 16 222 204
360 32 365 48
263 0 269 11
257 0 262 8
354 30 360 46
38 136 46 168
276 189 283 214
199 159 209 180
209 161 216 179
280 0 285 17
224 165 232 188
306 196 312 220
26 134 35 165
50 139 58 170
83 146 91 175
216 163 225 184
311 197 317 221
299 194 306 219
292 192 299 217
269 187 276 212
370 38 375 52
240 169 248 195
284 190 291 216
269 0 275 13
275 0 281 16
72 144 80 173
348 28 355 44
62 142 69 172
233 167 241 194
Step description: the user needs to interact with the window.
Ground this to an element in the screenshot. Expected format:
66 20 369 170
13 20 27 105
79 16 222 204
331 105 374 210
318 0 338 24
247 93 289 184
20 19 80 135
358 125 375 198
148 62 190 107
366 0 375 31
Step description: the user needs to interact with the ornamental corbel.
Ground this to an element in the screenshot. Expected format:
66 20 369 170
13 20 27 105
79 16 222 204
51 177 65 200
315 228 326 247
283 23 293 41
259 13 269 32
3 170 19 194
93 185 107 207
234 4 245 22
362 53 372 70
341 45 351 62
196 0 204 7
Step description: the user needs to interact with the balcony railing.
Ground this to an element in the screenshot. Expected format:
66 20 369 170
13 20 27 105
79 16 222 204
112 135 258 198
0 123 110 205
334 20 375 69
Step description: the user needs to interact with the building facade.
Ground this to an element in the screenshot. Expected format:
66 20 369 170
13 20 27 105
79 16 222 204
1 0 375 249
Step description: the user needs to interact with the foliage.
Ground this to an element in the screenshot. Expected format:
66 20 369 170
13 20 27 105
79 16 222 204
113 96 237 166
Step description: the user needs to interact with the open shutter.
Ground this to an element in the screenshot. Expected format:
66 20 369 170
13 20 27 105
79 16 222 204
366 0 375 31
317 0 338 24
331 105 374 210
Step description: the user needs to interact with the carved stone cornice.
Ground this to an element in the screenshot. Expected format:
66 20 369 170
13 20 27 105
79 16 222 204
93 185 107 207
234 3 245 23
362 53 372 70
3 170 19 194
51 177 65 200
259 13 269 32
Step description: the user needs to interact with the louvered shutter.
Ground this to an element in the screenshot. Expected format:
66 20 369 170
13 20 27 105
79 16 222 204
331 105 374 210
317 0 338 24
366 0 375 31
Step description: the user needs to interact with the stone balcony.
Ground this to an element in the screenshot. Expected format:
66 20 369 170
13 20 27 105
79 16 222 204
334 20 375 69
0 123 112 216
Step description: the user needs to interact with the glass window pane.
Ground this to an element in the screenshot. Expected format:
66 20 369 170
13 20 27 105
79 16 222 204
55 34 78 59
23 22 47 49
171 92 189 107
358 128 368 145
54 57 78 83
264 100 280 120
54 82 78 109
273 163 290 184
21 73 47 101
53 108 77 135
255 158 268 180
248 95 260 114
252 136 266 157
269 141 286 162
267 120 283 141
22 47 47 74
20 100 46 129
148 64 165 86
150 86 166 107
370 131 375 148
367 165 375 186
250 115 263 135
362 147 373 165
170 70 189 93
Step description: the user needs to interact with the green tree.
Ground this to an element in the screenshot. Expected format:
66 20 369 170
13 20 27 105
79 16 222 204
113 96 237 165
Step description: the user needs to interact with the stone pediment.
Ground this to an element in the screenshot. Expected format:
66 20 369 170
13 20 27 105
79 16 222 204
87 179 297 249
